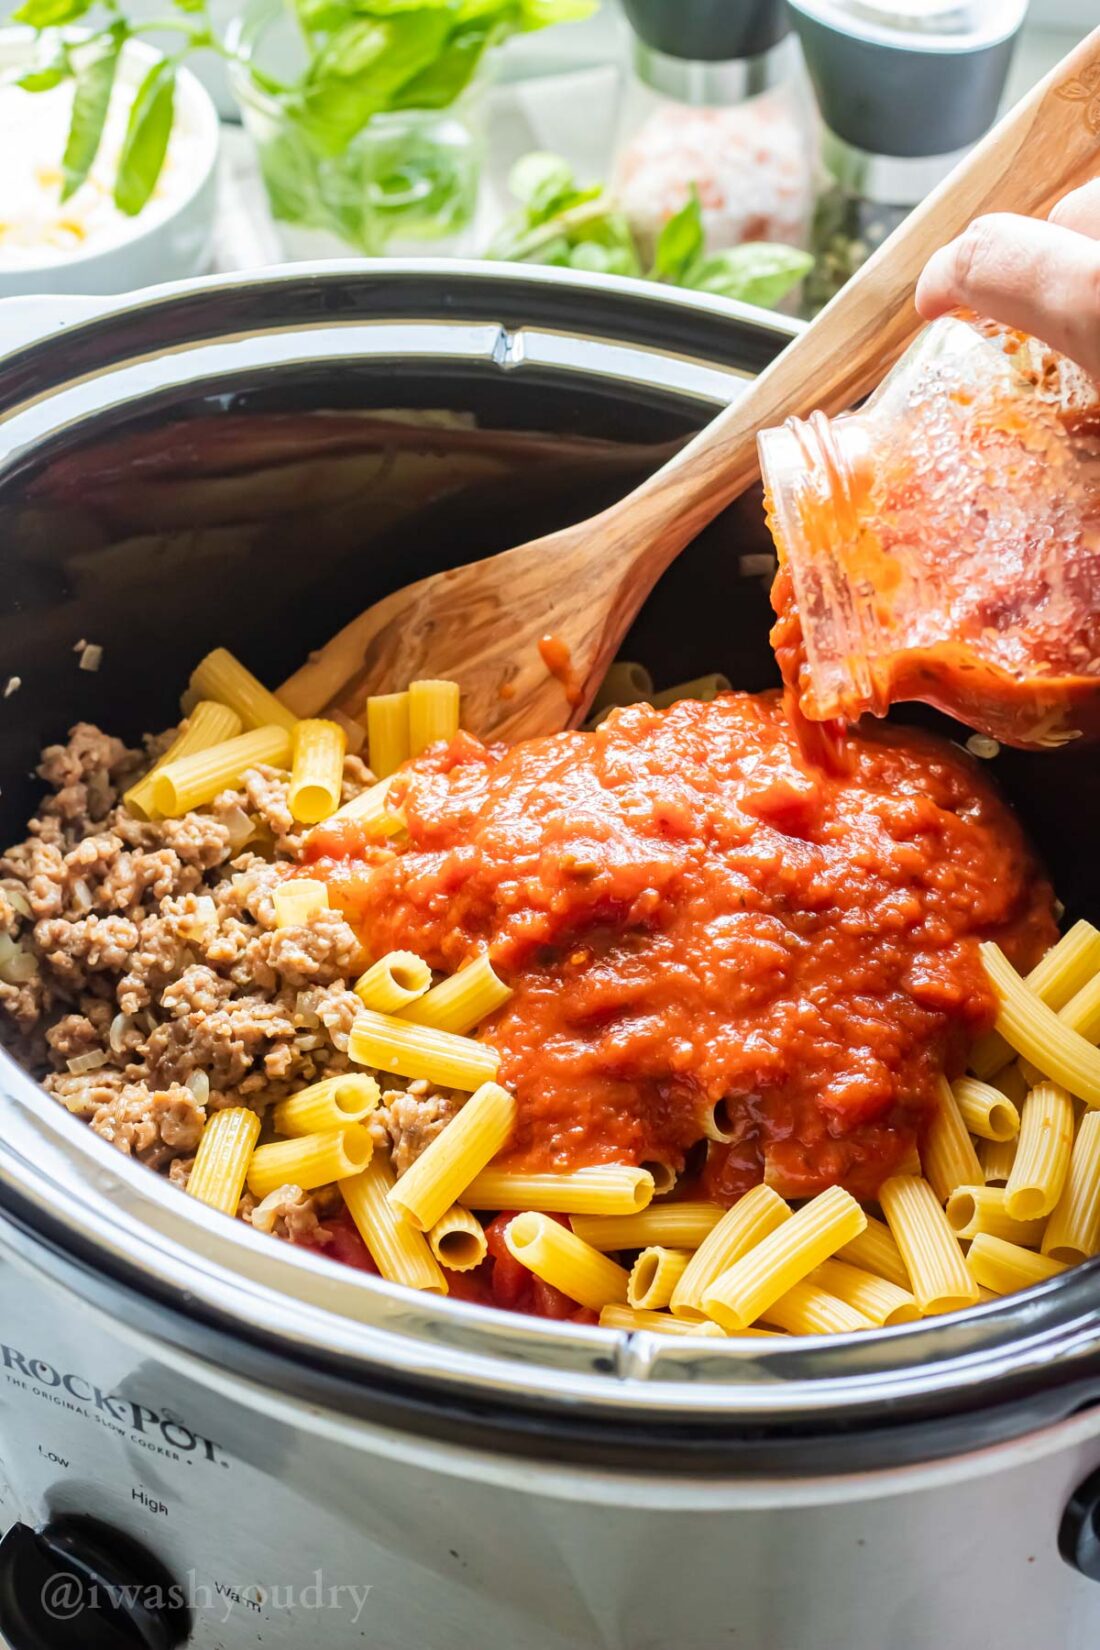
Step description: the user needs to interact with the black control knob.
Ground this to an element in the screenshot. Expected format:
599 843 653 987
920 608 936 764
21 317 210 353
1060 1466 1100 1583
0 1517 189 1649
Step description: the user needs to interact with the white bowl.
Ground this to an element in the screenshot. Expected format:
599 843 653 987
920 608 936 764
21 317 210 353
0 29 220 298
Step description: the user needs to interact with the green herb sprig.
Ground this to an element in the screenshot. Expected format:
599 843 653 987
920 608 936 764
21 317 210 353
4 0 595 219
487 153 814 309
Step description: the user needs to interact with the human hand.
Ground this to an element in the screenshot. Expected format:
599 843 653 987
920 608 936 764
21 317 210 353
915 178 1100 380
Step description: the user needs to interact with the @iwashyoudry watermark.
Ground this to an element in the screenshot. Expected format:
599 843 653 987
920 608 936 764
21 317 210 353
41 1568 373 1626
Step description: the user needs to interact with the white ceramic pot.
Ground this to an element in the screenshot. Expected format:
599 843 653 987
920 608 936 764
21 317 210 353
0 30 219 299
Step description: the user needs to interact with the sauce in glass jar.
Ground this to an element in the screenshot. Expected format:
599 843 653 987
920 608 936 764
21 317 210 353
760 315 1100 749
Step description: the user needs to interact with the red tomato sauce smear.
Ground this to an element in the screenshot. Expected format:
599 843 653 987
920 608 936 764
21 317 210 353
305 693 1055 1206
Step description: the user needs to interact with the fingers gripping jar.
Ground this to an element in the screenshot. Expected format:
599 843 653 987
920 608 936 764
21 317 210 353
760 316 1100 749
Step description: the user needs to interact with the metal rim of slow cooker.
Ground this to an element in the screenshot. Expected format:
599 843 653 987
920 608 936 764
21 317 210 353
1 261 1098 1476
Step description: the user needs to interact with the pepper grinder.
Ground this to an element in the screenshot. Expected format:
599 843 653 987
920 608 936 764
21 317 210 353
612 0 818 260
786 0 1029 315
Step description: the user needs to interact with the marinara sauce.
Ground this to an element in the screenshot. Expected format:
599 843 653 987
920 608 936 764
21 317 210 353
305 693 1054 1205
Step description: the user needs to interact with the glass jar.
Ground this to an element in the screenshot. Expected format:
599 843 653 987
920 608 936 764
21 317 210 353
227 0 487 259
611 6 816 264
759 317 1100 749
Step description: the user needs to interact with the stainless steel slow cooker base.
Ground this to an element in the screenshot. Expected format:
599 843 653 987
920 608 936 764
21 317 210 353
3 1236 1100 1650
0 263 1098 1650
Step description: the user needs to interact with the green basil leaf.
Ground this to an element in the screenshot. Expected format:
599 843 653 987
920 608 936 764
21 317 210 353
17 59 72 92
568 239 635 276
651 186 704 284
305 17 391 79
60 26 125 203
388 24 493 110
12 0 92 26
685 242 813 309
529 233 573 266
454 0 512 16
508 150 573 211
12 30 72 92
518 0 597 28
291 0 352 32
114 57 176 216
172 0 207 13
306 12 448 85
295 13 452 149
345 0 457 11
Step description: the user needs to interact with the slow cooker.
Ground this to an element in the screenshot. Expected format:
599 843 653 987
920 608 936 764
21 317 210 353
0 263 1099 1650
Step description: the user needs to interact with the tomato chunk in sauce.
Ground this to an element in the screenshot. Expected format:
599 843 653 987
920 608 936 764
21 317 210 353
305 693 1055 1205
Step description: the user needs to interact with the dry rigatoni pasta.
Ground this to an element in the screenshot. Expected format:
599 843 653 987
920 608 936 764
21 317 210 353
190 646 297 732
272 1074 380 1136
400 953 512 1036
969 920 1100 1078
186 1106 260 1216
289 718 346 824
387 1081 515 1231
599 1304 727 1337
640 1160 678 1196
463 1165 654 1217
627 1247 691 1311
591 660 653 713
246 1126 372 1200
1020 971 1100 1087
366 691 410 778
923 1075 984 1202
408 678 460 756
571 1202 724 1254
272 878 328 929
670 1185 791 1321
879 1174 978 1315
1043 1112 1100 1264
340 1153 446 1293
125 699 242 819
981 1135 1018 1186
700 1186 866 1333
760 1280 874 1336
349 1008 499 1090
650 673 731 709
980 942 1100 1106
945 1185 1045 1248
1056 972 1100 1046
1004 1081 1074 1220
328 775 404 834
991 1062 1030 1107
966 1233 1069 1295
354 951 432 1015
154 724 292 816
811 1258 920 1327
505 1212 629 1311
837 1214 912 1291
428 1204 488 1272
951 1076 1020 1143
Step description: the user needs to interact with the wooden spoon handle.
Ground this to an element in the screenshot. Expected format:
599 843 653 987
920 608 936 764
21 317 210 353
592 23 1100 596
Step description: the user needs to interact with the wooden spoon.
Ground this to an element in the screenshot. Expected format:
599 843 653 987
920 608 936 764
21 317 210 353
281 26 1100 742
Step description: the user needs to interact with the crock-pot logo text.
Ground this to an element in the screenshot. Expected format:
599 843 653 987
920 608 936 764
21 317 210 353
0 1342 228 1466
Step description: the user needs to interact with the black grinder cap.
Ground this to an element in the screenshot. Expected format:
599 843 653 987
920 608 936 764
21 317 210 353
786 0 1027 158
620 0 791 63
